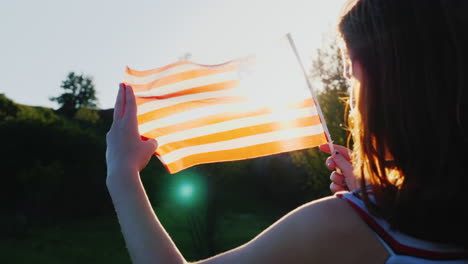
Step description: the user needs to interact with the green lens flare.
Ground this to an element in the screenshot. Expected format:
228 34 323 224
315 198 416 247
180 184 194 198
167 170 206 207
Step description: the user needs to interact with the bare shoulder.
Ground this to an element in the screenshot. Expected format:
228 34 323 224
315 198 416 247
197 195 389 264
292 195 390 264
295 194 366 232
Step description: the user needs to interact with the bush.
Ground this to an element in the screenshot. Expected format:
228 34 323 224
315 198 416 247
74 107 100 123
0 98 111 234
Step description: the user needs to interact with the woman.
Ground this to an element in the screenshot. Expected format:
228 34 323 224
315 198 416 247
106 0 468 263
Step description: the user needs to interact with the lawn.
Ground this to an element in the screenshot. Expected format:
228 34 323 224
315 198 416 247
1 201 286 263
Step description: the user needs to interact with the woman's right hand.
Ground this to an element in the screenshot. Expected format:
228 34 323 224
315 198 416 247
106 83 158 183
319 144 359 193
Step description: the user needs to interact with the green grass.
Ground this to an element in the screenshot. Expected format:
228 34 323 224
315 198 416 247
0 203 285 263
0 217 131 264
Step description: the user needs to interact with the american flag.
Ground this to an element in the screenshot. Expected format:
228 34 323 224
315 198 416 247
123 38 329 173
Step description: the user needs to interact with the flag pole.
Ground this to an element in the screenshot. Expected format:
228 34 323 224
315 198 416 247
286 33 336 155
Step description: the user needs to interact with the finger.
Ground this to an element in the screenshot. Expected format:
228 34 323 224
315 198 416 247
146 137 158 146
319 144 352 160
325 157 336 170
113 83 125 120
332 151 354 178
123 84 138 121
319 144 333 154
330 171 346 187
335 146 352 161
144 138 158 154
122 84 140 135
330 182 347 194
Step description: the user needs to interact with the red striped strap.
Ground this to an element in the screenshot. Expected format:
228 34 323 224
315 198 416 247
337 193 468 260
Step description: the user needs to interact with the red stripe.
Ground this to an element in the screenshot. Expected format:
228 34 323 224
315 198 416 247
337 193 468 260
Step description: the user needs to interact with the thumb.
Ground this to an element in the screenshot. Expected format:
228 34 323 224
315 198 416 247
144 138 158 153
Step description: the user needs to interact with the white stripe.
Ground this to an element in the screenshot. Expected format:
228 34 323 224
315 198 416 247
132 71 239 97
159 124 324 164
156 106 319 147
137 99 314 134
137 89 243 115
123 64 206 85
138 101 264 134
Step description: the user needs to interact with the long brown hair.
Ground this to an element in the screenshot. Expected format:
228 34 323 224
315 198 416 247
339 0 468 246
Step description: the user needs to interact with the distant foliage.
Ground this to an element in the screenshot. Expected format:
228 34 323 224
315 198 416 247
0 93 19 121
289 38 351 199
50 72 98 117
74 107 100 123
312 39 350 146
0 95 110 236
17 104 62 124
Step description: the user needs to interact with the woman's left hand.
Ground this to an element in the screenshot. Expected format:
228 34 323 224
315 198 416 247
320 144 359 193
106 83 157 180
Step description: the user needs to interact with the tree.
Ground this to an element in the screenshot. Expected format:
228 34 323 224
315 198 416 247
288 37 351 199
311 39 350 147
50 72 98 116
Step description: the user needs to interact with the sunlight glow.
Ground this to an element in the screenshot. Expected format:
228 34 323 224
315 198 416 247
234 36 313 113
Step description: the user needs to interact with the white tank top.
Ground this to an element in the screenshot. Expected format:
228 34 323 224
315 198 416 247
337 191 468 264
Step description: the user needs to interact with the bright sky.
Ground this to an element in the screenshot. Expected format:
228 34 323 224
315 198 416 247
0 0 346 109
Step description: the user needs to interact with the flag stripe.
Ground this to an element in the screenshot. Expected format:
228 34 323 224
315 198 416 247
133 71 239 97
163 133 328 173
159 124 325 164
141 98 315 138
158 115 322 156
139 101 251 134
128 64 238 91
155 106 319 147
125 61 192 77
134 80 240 105
136 87 242 116
137 96 248 124
125 63 207 84
139 98 315 135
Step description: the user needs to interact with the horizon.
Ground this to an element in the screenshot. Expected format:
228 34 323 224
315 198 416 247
0 0 346 110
